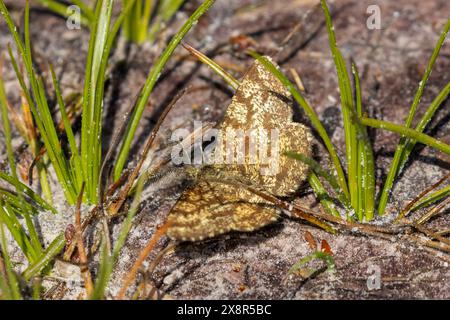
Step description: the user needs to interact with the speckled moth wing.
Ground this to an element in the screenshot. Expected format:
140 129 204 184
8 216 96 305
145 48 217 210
166 179 278 241
215 57 312 197
166 57 313 242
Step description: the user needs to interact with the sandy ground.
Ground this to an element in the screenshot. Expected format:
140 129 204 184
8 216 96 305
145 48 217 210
0 0 449 299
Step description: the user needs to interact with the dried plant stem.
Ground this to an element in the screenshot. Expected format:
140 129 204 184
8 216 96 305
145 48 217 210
74 183 93 297
289 68 306 92
116 221 172 300
397 172 450 222
108 89 187 218
414 224 450 246
437 228 450 236
416 196 450 225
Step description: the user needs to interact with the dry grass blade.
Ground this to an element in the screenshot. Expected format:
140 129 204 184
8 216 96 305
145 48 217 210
28 146 46 186
116 221 172 300
408 234 450 254
107 88 188 217
414 224 450 246
139 243 177 300
289 68 306 92
436 228 450 236
98 92 141 206
397 172 450 222
74 183 93 297
182 43 240 89
416 195 450 225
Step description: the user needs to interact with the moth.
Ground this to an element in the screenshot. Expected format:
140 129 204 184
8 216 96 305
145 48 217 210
166 57 312 241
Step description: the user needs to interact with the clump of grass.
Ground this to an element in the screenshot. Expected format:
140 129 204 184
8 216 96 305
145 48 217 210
1 0 214 202
255 0 449 222
35 0 187 44
288 251 335 278
122 0 186 44
183 0 450 224
0 0 215 299
34 0 94 28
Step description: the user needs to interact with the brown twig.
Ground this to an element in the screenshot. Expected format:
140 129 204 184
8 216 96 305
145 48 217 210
63 206 99 261
98 93 140 207
413 224 450 246
138 243 178 299
116 221 172 300
407 234 450 254
28 146 46 186
436 227 450 236
107 88 188 218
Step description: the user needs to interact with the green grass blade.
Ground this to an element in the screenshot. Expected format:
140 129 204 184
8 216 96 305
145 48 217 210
22 212 43 257
399 81 450 169
0 172 55 213
1 2 77 203
352 63 375 221
121 0 132 40
307 173 341 218
21 1 54 201
89 0 115 203
81 0 115 203
22 234 65 281
89 0 138 203
114 0 216 181
0 188 39 215
49 64 83 189
0 217 22 300
34 0 92 27
359 117 450 155
0 202 38 263
139 0 154 42
80 0 103 202
289 251 335 275
35 77 76 199
132 0 142 40
0 71 17 181
320 0 358 217
411 185 450 212
91 239 110 300
353 63 365 219
378 18 450 215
